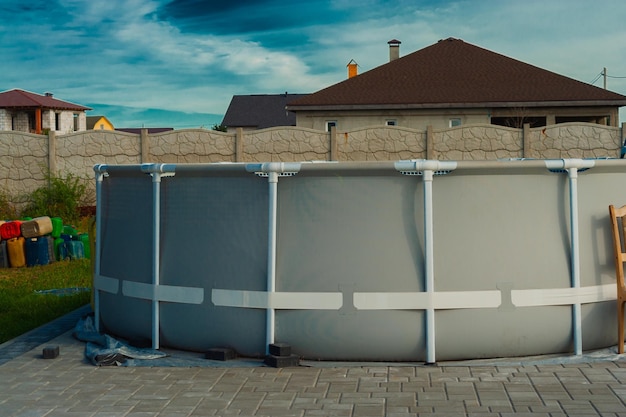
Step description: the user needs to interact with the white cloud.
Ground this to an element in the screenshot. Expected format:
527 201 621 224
1 0 625 124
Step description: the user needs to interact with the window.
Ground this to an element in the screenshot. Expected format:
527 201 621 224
54 113 60 131
326 121 337 132
386 119 397 126
449 118 462 127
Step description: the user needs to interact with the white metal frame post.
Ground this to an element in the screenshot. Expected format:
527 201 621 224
93 164 107 333
546 159 595 356
141 164 175 350
246 162 301 354
395 160 457 364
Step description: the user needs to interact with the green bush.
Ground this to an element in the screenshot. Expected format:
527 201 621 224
0 188 19 220
21 171 92 225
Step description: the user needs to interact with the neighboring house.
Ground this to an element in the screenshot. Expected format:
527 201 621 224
287 38 626 131
0 89 91 134
221 93 309 132
87 115 115 130
115 127 173 134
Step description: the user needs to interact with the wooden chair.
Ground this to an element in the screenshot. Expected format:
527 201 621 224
609 205 626 353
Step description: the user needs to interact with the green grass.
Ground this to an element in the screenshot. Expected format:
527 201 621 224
0 259 92 344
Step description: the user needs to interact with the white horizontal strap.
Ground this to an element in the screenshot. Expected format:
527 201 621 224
511 284 615 307
122 281 204 304
353 290 501 310
94 275 119 294
211 289 343 310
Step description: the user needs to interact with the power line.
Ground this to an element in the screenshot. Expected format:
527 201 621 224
589 69 626 88
589 73 603 85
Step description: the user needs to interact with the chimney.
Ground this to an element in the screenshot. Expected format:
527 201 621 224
347 59 358 78
388 39 401 62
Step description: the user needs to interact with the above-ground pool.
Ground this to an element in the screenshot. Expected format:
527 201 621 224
93 159 623 363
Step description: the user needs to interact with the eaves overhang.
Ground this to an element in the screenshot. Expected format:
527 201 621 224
286 100 626 112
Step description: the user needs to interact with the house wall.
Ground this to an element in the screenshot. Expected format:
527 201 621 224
296 109 490 131
0 109 10 130
0 122 623 206
0 109 88 133
296 106 620 130
0 111 30 132
14 112 29 132
92 117 114 130
42 110 55 131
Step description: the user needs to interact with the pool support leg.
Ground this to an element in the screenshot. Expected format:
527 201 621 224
267 171 278 353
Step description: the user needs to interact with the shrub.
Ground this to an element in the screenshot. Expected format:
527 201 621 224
0 187 18 220
21 171 92 225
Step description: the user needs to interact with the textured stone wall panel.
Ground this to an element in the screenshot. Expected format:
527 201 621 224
435 125 522 160
56 131 140 174
531 123 620 159
243 127 328 162
0 132 48 197
150 129 236 163
337 127 426 161
0 123 621 205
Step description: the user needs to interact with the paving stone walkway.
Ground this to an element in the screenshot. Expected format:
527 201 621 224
1 307 626 416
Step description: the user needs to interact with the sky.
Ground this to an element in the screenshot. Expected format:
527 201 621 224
1 0 625 129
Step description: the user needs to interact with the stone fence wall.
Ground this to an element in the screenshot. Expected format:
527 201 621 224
0 122 624 205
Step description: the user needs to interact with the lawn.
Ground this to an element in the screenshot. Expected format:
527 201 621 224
0 259 92 344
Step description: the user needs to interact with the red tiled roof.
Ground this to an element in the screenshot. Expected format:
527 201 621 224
288 38 626 110
0 89 91 111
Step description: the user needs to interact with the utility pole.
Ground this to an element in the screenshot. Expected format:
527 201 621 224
603 67 607 89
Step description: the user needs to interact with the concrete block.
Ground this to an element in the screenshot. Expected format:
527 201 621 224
42 345 59 359
205 347 236 361
264 354 300 368
269 343 291 357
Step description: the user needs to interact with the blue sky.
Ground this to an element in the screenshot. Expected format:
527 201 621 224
1 0 625 129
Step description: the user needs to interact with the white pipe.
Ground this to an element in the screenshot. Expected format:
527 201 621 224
422 169 436 364
266 171 278 353
545 159 595 356
395 160 457 364
93 164 107 333
141 163 176 350
568 167 583 356
248 162 301 354
151 172 161 349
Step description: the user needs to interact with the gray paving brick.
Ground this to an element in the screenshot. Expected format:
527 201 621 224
4 307 626 417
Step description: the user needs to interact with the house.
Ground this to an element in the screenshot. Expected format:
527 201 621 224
286 38 626 131
0 89 91 134
221 93 309 132
87 115 115 130
115 127 173 134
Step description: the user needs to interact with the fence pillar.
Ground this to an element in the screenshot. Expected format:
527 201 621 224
330 126 337 161
48 130 57 174
522 123 531 159
236 128 244 162
426 125 434 160
140 128 149 163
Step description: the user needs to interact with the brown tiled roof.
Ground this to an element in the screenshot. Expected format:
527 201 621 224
287 38 626 110
0 89 91 111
